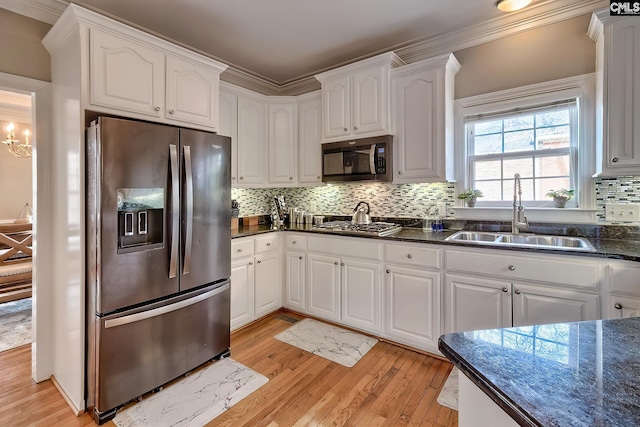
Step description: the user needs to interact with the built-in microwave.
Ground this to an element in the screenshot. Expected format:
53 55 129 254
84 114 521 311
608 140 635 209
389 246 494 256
322 135 392 183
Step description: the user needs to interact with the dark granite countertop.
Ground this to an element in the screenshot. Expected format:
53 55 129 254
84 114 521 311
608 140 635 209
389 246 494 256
438 317 640 427
231 223 640 262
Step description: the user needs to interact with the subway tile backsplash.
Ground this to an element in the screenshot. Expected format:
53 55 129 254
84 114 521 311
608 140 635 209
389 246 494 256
231 176 640 224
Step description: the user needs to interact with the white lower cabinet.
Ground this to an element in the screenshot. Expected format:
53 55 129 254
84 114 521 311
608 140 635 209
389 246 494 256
445 274 512 333
609 295 640 319
341 258 382 334
384 265 441 353
306 253 341 322
608 260 640 318
230 235 281 331
285 251 306 312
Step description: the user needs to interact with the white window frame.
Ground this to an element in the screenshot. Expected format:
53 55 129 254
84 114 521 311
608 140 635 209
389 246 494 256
453 74 598 223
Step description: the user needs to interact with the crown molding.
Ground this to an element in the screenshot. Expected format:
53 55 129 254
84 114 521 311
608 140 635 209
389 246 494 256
13 0 607 95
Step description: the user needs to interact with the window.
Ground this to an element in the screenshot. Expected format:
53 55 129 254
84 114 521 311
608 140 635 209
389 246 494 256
466 100 578 206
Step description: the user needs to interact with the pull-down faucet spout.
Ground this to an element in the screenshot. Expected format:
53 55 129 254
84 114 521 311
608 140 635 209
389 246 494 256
512 173 529 234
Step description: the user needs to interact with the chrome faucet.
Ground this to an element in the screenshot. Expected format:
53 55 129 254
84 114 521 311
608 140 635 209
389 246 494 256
512 173 529 234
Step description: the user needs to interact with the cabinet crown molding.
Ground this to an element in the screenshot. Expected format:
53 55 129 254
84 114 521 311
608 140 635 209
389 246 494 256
314 52 405 83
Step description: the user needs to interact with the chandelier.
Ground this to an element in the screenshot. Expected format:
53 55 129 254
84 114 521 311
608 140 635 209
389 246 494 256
2 122 32 158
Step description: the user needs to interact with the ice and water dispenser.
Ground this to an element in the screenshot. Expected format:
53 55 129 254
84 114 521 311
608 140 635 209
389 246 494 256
117 188 164 252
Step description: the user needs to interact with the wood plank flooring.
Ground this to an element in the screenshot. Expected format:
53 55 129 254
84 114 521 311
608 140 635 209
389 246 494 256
0 311 457 426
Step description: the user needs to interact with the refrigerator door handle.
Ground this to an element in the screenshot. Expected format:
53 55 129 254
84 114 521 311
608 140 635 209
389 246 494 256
169 144 179 278
104 283 230 329
183 145 193 275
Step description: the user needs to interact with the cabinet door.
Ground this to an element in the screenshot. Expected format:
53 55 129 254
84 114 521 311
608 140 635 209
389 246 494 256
352 65 385 135
165 56 219 129
230 258 254 331
322 76 351 139
268 102 297 184
285 251 306 312
603 18 640 173
307 253 341 322
254 252 282 317
90 28 165 117
341 258 382 334
298 96 323 184
609 295 640 319
384 265 441 352
444 274 511 333
392 67 441 182
219 89 238 185
512 283 599 327
237 95 267 185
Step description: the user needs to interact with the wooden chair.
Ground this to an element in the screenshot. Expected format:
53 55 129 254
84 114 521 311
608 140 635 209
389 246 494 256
0 222 32 304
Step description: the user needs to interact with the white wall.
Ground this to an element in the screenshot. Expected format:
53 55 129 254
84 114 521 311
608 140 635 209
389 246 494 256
0 120 32 219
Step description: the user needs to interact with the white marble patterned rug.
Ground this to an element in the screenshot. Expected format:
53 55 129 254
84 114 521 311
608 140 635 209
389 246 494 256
0 298 31 352
274 318 377 367
437 367 459 410
113 358 268 427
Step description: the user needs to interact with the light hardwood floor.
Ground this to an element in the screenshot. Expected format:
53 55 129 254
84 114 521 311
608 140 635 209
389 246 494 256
0 311 457 426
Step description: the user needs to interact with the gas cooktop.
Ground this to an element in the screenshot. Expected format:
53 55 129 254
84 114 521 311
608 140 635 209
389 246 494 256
313 221 402 237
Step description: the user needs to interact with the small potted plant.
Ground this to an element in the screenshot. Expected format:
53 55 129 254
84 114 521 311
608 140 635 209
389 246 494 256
546 189 574 208
457 189 483 207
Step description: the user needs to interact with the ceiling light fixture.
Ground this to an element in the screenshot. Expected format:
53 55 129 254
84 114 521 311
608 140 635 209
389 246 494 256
496 0 532 12
2 122 32 158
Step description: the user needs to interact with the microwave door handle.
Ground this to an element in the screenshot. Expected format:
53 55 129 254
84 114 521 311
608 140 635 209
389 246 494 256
370 144 376 174
183 145 193 275
169 144 179 279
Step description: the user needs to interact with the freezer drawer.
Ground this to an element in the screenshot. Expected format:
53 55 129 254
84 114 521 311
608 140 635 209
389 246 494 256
91 282 230 419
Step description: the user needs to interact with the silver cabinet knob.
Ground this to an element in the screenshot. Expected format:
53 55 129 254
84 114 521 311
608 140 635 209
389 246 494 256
169 109 175 114
237 248 242 253
611 157 619 163
239 177 244 180
514 289 521 295
257 260 262 264
407 254 413 259
398 171 403 175
354 126 358 131
232 177 236 181
154 106 161 112
386 269 390 273
299 256 303 260
502 287 509 293
289 177 293 180
317 176 321 179
248 261 253 265
343 128 348 132
266 243 271 246
615 303 623 310
508 265 516 271
292 241 297 244
334 261 339 265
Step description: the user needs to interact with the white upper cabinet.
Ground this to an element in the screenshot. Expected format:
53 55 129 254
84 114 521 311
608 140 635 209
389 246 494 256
90 29 165 118
87 24 226 131
315 52 404 143
589 11 640 175
297 92 323 184
268 100 297 184
391 53 460 183
237 94 267 185
218 88 239 184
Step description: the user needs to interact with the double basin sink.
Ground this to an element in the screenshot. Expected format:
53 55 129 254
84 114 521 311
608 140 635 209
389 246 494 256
445 231 596 252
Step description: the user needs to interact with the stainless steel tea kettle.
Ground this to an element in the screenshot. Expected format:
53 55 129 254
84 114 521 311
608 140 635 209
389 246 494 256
351 201 371 225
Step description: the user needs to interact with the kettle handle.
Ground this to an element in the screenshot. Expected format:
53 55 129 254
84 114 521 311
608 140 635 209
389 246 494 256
353 201 370 214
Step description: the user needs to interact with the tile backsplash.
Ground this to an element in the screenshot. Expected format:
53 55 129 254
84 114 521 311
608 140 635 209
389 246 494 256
231 176 640 224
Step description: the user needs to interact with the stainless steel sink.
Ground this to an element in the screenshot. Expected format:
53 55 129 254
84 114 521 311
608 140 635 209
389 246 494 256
445 231 596 252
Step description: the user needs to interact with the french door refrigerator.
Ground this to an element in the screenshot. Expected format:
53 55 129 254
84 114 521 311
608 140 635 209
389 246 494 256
85 116 231 424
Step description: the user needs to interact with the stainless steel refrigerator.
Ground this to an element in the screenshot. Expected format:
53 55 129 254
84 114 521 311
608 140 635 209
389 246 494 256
85 116 231 424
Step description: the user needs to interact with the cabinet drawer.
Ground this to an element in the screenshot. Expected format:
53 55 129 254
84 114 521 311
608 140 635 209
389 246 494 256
255 233 279 254
286 234 307 251
231 239 253 259
385 243 440 269
444 248 603 289
308 235 383 260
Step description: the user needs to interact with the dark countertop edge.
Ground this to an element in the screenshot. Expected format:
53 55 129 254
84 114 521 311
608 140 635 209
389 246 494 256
231 226 640 263
438 337 540 427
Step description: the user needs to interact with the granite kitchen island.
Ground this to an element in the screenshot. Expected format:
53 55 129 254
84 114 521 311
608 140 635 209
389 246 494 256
439 317 640 427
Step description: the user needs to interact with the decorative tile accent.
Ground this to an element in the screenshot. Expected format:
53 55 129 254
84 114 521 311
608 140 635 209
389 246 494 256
595 176 640 223
274 318 377 367
437 367 459 411
231 182 456 218
0 298 31 352
113 358 268 427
